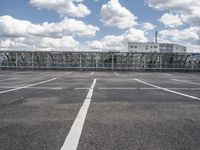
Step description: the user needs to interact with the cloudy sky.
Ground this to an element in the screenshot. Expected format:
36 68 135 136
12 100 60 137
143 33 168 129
0 0 200 52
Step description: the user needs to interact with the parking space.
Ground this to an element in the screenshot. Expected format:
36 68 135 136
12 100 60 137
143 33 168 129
0 71 91 150
0 71 200 150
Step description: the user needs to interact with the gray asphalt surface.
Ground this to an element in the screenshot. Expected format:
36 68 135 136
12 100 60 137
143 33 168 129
0 71 200 150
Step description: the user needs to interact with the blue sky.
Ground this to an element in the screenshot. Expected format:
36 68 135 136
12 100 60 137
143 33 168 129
0 0 200 52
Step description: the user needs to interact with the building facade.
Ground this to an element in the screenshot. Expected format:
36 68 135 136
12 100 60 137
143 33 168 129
128 42 186 53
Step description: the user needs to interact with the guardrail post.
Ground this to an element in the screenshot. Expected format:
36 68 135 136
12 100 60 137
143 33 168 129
160 53 162 72
15 52 18 70
0 62 2 70
144 54 146 71
31 53 34 70
111 54 114 71
79 53 82 71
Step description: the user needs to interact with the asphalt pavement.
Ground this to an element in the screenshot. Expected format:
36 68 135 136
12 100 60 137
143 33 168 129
0 71 200 150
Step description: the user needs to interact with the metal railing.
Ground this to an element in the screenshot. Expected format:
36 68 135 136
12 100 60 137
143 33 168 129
0 51 200 72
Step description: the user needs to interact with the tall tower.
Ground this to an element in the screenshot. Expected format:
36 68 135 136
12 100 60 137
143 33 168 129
155 31 158 43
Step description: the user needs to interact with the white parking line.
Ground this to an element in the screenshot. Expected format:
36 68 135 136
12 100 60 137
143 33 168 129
0 78 56 94
14 71 34 74
60 79 96 150
162 73 171 76
134 78 200 101
169 88 200 90
26 87 63 90
40 72 48 74
114 72 119 75
91 72 94 75
0 86 62 89
74 88 90 90
99 87 154 90
0 78 17 82
172 79 200 86
135 73 144 75
99 87 200 90
65 72 72 75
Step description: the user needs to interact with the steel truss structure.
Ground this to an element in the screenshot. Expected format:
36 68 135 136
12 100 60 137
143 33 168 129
0 51 200 71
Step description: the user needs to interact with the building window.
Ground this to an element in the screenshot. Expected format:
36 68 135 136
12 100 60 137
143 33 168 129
154 46 157 48
130 46 134 48
135 46 137 48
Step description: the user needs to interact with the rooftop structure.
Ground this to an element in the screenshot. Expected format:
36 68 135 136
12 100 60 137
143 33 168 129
128 42 186 53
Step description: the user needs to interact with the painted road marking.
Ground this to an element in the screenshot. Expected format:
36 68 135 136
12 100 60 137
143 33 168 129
0 86 63 90
172 79 200 86
0 86 198 90
134 78 200 101
0 78 56 94
114 72 119 75
40 72 49 74
65 72 72 75
60 79 96 150
135 73 144 75
162 73 171 76
91 72 94 75
99 87 155 90
98 87 200 90
74 88 90 90
14 71 34 74
0 78 17 82
26 87 63 90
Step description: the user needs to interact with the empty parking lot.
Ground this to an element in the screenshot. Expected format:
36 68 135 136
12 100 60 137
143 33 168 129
0 71 200 150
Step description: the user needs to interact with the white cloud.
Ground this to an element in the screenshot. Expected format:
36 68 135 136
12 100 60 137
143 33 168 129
159 13 184 28
0 38 27 48
30 0 91 17
124 28 148 42
160 27 200 44
0 15 99 38
146 0 200 12
0 15 102 50
146 0 200 52
88 28 148 51
0 36 80 50
25 36 79 49
146 0 200 25
187 44 200 53
142 22 156 30
100 0 137 29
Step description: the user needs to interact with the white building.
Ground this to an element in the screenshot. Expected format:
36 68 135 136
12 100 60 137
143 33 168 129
128 42 160 53
128 42 186 53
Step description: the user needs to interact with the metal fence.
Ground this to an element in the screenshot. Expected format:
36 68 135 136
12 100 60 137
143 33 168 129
0 51 200 71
